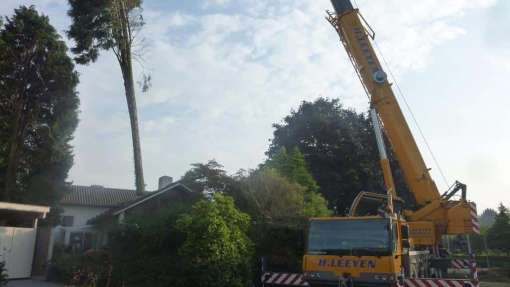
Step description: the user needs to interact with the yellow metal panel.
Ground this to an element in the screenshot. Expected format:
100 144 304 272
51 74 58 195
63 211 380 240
447 201 478 234
408 221 436 246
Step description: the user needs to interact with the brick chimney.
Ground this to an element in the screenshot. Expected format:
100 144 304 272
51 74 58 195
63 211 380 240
158 176 173 190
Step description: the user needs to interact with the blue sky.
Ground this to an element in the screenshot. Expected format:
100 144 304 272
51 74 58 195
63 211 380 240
2 0 509 211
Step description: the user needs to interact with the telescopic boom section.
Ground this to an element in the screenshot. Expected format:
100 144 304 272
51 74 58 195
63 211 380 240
328 0 440 206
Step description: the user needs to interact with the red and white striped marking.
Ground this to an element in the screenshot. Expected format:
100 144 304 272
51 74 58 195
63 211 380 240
261 273 478 287
451 259 471 269
469 202 480 234
262 272 309 286
405 278 476 287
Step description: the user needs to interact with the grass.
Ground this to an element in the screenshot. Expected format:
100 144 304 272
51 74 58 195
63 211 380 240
480 282 510 287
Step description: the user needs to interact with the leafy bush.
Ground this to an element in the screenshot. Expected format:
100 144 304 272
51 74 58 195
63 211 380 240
49 251 81 283
49 249 112 287
107 202 195 286
0 260 7 286
106 194 253 287
176 194 253 287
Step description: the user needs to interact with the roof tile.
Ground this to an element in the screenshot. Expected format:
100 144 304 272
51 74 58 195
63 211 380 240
60 185 145 208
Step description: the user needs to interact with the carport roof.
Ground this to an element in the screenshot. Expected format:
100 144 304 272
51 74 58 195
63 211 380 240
0 201 50 216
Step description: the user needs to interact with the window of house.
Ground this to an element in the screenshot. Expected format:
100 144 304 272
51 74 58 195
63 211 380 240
62 215 74 227
69 231 96 252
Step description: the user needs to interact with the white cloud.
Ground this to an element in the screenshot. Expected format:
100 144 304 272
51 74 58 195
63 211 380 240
143 116 176 133
202 0 233 8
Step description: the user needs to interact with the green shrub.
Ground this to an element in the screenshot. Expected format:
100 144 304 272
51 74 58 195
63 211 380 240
176 194 254 287
107 203 194 286
50 250 112 287
107 194 254 287
0 261 7 286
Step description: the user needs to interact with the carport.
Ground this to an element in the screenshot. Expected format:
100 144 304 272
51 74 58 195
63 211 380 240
0 202 49 279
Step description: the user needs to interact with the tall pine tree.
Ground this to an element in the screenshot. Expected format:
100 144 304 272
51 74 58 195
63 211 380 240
487 203 510 253
67 0 146 194
0 6 79 205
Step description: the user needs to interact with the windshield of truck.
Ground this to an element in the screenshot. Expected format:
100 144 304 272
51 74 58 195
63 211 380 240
307 219 391 256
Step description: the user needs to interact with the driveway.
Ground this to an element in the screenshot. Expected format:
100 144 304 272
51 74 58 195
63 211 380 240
6 280 62 287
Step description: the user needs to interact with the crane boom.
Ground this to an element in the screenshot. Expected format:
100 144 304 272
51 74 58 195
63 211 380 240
327 1 440 206
327 0 479 243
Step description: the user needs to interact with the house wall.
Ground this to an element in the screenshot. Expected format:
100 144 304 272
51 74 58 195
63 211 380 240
52 205 109 246
62 205 109 228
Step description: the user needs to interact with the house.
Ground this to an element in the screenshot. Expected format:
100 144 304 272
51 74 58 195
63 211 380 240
52 185 141 252
51 176 196 253
91 180 198 225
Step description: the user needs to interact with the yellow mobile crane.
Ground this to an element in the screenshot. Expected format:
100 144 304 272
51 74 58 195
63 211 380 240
302 0 479 286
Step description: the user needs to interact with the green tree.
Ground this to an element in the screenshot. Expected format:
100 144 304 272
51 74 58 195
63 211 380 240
268 98 412 214
266 147 319 192
67 0 146 194
241 169 307 225
176 194 253 287
181 160 233 193
241 169 326 272
487 203 510 254
0 6 79 204
265 147 330 217
479 208 497 227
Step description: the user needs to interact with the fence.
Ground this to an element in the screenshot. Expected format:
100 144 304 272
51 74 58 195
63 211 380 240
453 256 510 268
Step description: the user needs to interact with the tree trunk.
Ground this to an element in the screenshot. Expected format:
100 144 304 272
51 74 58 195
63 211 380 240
112 0 145 195
120 52 145 195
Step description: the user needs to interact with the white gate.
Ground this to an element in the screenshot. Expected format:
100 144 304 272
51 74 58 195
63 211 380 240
0 227 37 279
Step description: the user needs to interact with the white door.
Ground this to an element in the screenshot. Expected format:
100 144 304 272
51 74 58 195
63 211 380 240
0 227 37 279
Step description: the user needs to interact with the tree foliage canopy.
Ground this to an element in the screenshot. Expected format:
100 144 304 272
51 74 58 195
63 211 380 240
181 159 232 193
487 203 510 253
67 0 144 65
265 147 319 193
0 6 79 204
268 98 412 214
264 147 330 218
241 168 307 225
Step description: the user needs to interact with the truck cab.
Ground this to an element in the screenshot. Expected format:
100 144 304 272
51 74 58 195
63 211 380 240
303 216 407 287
